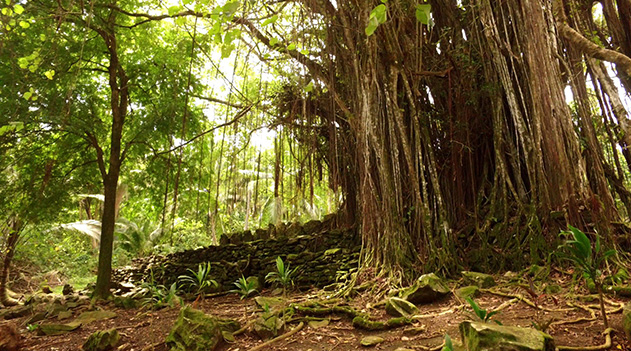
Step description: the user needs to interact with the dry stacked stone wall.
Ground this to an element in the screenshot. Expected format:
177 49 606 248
112 219 360 292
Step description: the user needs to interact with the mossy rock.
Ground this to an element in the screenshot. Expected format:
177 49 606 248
456 286 480 300
459 321 555 351
400 273 450 304
461 271 496 288
385 297 419 318
254 296 285 312
82 329 120 351
254 312 285 340
360 336 384 346
165 306 239 351
623 301 631 340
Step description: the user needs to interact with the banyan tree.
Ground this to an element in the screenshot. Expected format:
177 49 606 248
244 0 631 279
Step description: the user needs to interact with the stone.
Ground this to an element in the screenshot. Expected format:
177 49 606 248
360 336 384 347
254 312 285 339
302 220 322 234
461 271 496 288
62 284 74 296
242 230 254 242
26 312 47 325
42 286 53 294
308 319 329 329
456 286 480 300
166 306 240 351
400 273 450 304
459 321 555 351
82 329 120 351
37 323 81 336
255 228 269 240
0 305 31 320
623 301 631 340
0 324 20 351
73 310 117 325
385 297 419 318
57 311 73 320
254 296 285 312
285 222 304 238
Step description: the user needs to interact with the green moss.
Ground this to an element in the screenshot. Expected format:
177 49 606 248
352 315 385 330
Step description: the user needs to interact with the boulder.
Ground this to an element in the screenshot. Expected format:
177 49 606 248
456 286 480 300
623 301 631 340
166 306 240 351
400 273 450 304
242 230 254 242
459 321 555 351
285 222 304 238
385 297 419 318
246 276 262 293
82 329 120 351
254 312 285 339
37 323 81 336
254 296 285 312
461 271 496 288
0 305 31 320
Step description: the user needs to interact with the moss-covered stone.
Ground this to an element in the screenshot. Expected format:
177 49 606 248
459 321 555 351
254 296 285 312
254 312 285 339
400 273 450 304
165 306 239 351
385 297 419 317
461 271 496 288
82 329 120 351
360 336 384 346
456 286 480 299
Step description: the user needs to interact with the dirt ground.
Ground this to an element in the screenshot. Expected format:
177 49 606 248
4 271 631 351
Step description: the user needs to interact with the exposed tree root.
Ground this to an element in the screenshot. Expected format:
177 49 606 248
233 320 256 336
484 289 572 312
248 321 304 351
555 328 613 351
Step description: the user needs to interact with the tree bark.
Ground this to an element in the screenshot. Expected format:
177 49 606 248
0 217 22 307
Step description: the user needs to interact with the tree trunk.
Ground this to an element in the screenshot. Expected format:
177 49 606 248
0 217 22 307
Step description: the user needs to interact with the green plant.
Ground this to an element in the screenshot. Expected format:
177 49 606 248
140 281 182 309
26 324 39 332
465 297 500 324
558 225 616 328
178 262 218 297
265 256 296 295
231 275 258 299
441 333 453 351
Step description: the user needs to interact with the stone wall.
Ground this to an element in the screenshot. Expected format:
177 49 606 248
112 220 360 292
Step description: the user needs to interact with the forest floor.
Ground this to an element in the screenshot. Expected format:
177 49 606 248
4 269 631 351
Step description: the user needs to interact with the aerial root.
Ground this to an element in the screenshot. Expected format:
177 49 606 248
555 328 613 351
248 321 304 351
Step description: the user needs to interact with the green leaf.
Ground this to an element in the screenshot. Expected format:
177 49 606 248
269 37 279 46
415 4 432 26
23 91 32 100
44 70 55 80
300 48 309 55
442 333 453 351
18 57 28 69
568 226 592 261
1 7 10 16
303 82 314 93
222 1 240 16
365 16 379 36
168 5 180 16
14 4 24 14
39 34 46 41
371 4 387 23
19 20 29 28
262 14 278 26
287 43 296 51
5 0 10 6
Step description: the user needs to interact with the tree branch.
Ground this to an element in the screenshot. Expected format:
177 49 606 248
152 105 252 157
557 22 631 75
86 132 107 179
190 94 246 109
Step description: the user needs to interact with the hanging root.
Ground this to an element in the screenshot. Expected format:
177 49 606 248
555 328 613 351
